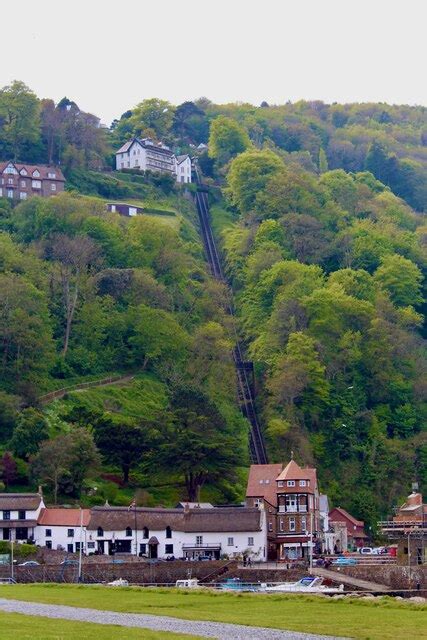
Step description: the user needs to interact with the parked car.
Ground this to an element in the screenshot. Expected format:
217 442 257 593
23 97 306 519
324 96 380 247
372 546 389 555
332 556 358 566
60 559 79 566
18 560 40 567
358 547 373 554
197 555 212 561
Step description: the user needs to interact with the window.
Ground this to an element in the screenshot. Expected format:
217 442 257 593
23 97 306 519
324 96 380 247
265 479 270 484
301 517 307 531
287 480 295 487
166 526 172 539
21 180 26 187
227 537 234 546
67 529 74 538
20 169 27 176
139 543 147 554
279 518 284 532
87 542 95 549
20 192 27 200
67 544 73 553
248 537 254 546
32 170 40 178
5 166 16 174
196 535 203 545
289 517 296 532
32 180 41 189
285 495 297 512
45 529 52 537
97 527 103 537
277 481 284 487
143 527 149 539
75 542 83 551
46 541 52 549
125 527 132 537
8 178 13 184
51 183 56 191
16 528 28 540
299 480 306 487
48 172 56 179
3 511 11 520
165 544 173 554
7 190 13 198
259 479 264 484
3 529 10 540
268 521 273 532
254 499 261 508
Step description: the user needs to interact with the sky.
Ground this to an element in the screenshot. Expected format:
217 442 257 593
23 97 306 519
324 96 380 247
3 0 425 125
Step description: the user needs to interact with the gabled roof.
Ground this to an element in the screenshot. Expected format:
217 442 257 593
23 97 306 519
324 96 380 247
0 493 43 510
0 161 65 182
116 138 137 154
176 154 190 164
38 508 91 527
276 460 317 484
246 464 283 506
329 507 364 528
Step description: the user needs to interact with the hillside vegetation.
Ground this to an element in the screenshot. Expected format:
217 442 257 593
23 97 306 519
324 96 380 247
0 80 425 528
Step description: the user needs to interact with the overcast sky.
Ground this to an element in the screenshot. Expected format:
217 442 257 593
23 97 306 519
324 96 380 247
3 0 425 125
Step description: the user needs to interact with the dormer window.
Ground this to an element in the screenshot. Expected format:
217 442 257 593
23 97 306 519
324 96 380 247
48 172 56 179
299 480 306 487
20 169 27 176
5 165 17 174
278 481 284 487
32 170 40 178
97 527 104 537
259 479 264 484
287 480 296 487
265 479 270 484
125 527 132 537
166 526 172 539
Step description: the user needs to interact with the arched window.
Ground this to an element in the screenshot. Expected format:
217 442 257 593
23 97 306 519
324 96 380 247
166 526 172 539
143 527 149 539
126 527 132 537
97 527 103 537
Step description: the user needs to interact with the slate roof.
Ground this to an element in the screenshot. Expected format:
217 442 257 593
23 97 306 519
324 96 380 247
0 493 43 510
0 161 65 182
87 506 262 533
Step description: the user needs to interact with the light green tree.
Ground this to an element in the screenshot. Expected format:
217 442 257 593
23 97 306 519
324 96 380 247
0 80 40 159
208 116 251 165
226 149 283 213
374 254 423 307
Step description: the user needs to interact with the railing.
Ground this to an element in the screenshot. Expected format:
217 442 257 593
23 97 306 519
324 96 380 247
182 543 221 549
278 506 307 513
38 373 136 404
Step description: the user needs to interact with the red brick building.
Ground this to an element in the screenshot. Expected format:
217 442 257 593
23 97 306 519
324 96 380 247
328 507 368 549
246 458 320 561
0 161 65 201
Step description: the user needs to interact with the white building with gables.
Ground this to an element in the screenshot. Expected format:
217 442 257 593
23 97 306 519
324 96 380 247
115 138 192 183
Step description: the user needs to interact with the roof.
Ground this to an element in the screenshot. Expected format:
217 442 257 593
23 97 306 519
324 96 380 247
0 493 43 510
276 460 316 484
329 507 365 528
88 506 262 533
115 138 173 157
38 508 91 527
176 154 190 164
0 161 65 182
246 464 283 506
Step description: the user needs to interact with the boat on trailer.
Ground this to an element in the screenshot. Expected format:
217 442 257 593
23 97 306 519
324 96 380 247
263 576 344 594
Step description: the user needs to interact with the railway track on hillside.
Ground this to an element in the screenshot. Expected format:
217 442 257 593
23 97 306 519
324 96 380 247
194 169 268 465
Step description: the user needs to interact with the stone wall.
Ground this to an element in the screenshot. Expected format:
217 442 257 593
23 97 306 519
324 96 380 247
336 565 427 589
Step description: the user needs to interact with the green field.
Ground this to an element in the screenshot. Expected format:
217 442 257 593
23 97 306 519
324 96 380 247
0 585 425 640
0 612 199 640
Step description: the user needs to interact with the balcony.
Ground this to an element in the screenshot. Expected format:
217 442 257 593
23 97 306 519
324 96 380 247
278 505 307 513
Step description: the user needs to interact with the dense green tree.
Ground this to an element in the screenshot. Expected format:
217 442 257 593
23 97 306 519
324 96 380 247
0 81 40 159
208 116 251 165
10 408 49 460
374 254 423 307
226 149 283 214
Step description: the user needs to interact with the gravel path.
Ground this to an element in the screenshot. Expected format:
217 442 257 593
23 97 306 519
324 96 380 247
0 598 348 640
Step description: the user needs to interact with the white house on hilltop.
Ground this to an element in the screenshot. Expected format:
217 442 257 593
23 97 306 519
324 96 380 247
115 138 192 183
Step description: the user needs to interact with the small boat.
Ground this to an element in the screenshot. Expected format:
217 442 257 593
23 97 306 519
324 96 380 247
219 578 260 592
108 578 129 587
263 576 344 594
175 578 200 588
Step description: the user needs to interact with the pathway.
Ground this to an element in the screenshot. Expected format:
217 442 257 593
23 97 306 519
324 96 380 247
0 598 348 640
312 567 389 592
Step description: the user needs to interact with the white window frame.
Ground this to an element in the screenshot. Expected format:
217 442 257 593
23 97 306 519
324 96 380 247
51 183 56 191
248 537 254 546
196 535 203 545
299 480 306 487
287 480 295 487
227 537 234 546
277 480 284 487
289 517 296 532
19 192 27 200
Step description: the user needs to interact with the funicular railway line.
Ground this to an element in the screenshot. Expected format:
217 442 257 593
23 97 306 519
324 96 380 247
194 170 268 464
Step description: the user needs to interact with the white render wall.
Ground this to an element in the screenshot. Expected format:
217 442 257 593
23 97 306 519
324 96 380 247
177 157 192 183
35 525 88 553
115 141 191 183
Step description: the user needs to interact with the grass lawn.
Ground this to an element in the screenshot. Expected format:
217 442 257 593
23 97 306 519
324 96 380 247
0 612 200 640
0 585 425 640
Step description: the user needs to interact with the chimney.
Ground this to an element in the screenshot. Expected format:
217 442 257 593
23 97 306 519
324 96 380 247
38 485 43 496
184 502 190 517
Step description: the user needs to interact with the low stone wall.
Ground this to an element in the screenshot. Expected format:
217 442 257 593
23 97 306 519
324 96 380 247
229 568 304 583
0 560 237 585
336 565 427 589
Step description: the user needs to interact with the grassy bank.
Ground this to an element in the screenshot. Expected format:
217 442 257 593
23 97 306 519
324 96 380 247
0 585 425 640
0 612 199 639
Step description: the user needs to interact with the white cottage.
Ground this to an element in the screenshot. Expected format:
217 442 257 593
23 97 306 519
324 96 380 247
86 505 266 560
0 493 45 543
36 508 91 553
